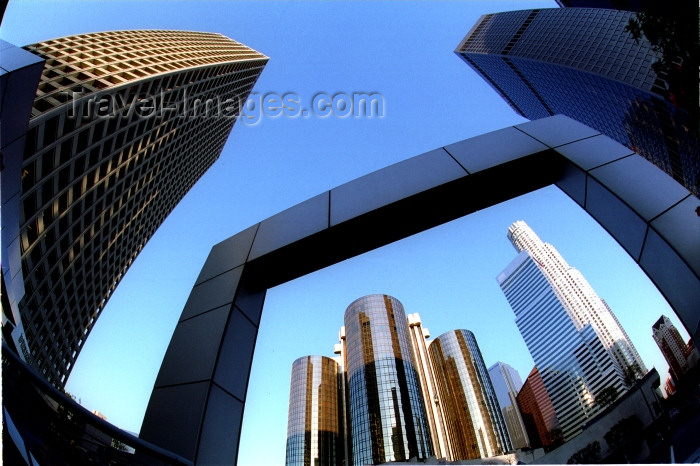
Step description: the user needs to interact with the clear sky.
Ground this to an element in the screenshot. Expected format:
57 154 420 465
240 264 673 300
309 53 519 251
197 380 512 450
1 1 689 464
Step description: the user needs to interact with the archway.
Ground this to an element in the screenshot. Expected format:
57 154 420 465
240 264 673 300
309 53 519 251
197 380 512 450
140 115 699 464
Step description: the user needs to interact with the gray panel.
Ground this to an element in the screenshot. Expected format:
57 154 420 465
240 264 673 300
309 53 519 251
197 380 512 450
585 177 648 260
650 195 700 277
554 135 633 171
589 154 690 221
515 114 599 147
233 285 266 327
249 192 329 260
182 267 242 321
197 385 244 465
155 305 230 387
214 309 258 400
139 382 210 461
330 148 467 226
443 127 548 174
555 162 587 208
195 224 259 285
639 228 700 343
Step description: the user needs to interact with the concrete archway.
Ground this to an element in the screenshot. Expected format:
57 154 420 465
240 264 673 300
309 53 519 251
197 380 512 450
140 115 699 465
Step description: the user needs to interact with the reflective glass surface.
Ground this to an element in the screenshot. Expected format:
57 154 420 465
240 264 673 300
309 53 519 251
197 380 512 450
344 295 433 464
429 330 511 459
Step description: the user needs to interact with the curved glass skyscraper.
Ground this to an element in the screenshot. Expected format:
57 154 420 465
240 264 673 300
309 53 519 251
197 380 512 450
344 294 432 464
428 329 511 460
286 356 343 466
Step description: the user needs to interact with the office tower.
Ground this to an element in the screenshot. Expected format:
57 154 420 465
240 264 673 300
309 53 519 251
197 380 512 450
652 315 692 382
428 329 512 460
515 367 562 449
498 248 628 440
286 356 344 466
555 0 642 9
1 30 267 388
456 7 699 194
506 221 647 382
344 294 433 464
488 362 530 449
407 313 449 459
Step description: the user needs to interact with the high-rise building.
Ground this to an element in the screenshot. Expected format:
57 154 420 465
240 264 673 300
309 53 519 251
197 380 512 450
506 221 647 382
515 367 562 450
1 30 267 388
407 313 449 460
497 242 629 439
456 7 699 194
652 315 692 382
488 361 530 450
344 294 433 464
285 356 344 466
428 329 512 459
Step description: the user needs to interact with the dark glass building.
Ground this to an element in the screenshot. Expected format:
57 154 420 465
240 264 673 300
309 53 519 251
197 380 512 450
1 30 267 388
456 7 699 194
428 329 512 460
344 294 433 464
286 356 344 466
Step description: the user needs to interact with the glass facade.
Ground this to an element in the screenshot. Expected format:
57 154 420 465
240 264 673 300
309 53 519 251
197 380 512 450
498 251 627 440
286 356 344 466
457 8 699 195
428 330 511 460
488 362 530 449
344 294 432 465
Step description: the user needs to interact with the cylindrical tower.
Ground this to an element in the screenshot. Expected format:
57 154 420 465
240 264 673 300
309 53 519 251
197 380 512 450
286 356 343 466
429 329 511 460
344 294 433 464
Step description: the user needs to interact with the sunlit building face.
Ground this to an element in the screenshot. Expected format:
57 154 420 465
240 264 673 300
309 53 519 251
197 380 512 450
343 294 433 465
286 356 343 466
428 329 511 460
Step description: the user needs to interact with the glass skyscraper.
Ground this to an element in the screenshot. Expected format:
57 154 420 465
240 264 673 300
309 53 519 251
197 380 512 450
286 356 344 466
2 30 267 388
488 361 530 450
497 221 643 439
456 7 699 195
428 330 512 460
652 315 692 382
344 294 433 464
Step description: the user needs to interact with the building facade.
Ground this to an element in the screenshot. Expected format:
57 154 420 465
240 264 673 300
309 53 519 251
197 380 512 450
456 7 699 195
488 361 530 449
407 313 449 460
652 315 692 382
344 294 433 464
506 221 647 382
516 367 562 450
497 247 628 440
286 356 344 466
428 329 512 460
1 30 267 388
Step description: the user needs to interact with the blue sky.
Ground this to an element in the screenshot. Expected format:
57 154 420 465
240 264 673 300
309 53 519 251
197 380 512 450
1 1 687 464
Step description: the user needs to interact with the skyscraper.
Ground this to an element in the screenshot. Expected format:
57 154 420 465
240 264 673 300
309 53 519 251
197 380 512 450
506 221 647 381
407 313 449 460
515 367 562 450
497 226 633 439
488 361 530 450
286 356 344 466
456 7 699 194
652 315 692 382
1 30 267 388
344 294 433 464
428 329 512 460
